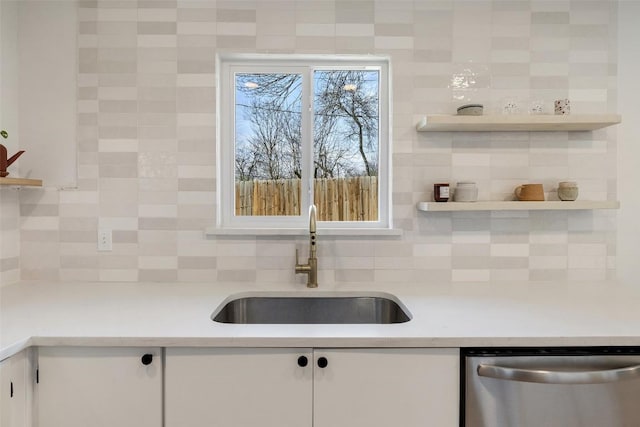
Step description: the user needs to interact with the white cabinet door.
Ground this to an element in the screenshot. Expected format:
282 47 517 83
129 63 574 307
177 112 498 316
0 350 31 427
165 347 313 427
36 347 161 427
313 348 459 427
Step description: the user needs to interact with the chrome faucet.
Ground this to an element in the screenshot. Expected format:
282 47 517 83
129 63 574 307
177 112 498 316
295 204 318 288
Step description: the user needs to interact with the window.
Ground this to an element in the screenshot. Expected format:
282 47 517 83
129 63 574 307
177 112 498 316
217 54 391 231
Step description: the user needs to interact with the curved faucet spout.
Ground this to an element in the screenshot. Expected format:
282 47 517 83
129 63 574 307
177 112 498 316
295 204 318 288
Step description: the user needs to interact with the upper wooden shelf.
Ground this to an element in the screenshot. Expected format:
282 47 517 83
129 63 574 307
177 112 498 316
0 177 43 187
416 114 621 132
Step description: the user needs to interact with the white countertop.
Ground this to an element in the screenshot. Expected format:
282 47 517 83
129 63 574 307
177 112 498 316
2 280 640 360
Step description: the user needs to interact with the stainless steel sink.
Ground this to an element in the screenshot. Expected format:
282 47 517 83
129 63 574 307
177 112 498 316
212 293 411 324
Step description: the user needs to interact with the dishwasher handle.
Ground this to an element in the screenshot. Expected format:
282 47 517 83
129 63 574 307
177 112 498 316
477 363 640 385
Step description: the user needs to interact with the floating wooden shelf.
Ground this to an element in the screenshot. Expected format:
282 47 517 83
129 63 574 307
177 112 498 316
0 177 43 187
416 200 620 212
416 114 621 132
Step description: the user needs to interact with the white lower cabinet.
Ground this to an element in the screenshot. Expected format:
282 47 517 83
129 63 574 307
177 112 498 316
165 348 312 426
35 347 162 427
165 347 459 427
313 348 459 427
0 350 32 427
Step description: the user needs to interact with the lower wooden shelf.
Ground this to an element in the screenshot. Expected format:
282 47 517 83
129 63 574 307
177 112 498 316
0 177 43 187
417 200 620 212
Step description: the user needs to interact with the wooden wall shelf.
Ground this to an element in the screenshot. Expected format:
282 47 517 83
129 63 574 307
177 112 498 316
416 114 621 132
0 177 43 187
416 200 620 212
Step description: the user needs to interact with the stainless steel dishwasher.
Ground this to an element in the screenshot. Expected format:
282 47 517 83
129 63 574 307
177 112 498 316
462 347 640 427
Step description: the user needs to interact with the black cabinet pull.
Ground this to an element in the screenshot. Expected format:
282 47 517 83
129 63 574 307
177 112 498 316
317 357 328 368
297 356 308 367
141 354 153 366
10 381 13 398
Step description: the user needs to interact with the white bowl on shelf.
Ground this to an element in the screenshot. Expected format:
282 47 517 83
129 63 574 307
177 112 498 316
456 104 484 116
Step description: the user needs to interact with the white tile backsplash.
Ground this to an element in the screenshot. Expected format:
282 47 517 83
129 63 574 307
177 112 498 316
0 0 620 286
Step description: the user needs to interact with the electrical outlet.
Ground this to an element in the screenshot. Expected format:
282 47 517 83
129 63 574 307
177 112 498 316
97 229 112 251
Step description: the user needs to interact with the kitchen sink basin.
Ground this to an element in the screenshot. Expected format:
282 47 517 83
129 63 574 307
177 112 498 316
212 292 411 324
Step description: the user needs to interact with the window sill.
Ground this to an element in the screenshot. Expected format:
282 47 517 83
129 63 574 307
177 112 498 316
204 227 403 237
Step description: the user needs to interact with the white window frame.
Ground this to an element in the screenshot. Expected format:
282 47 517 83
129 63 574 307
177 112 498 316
216 53 392 232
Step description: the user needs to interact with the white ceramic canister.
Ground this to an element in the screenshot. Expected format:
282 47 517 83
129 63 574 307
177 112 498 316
558 181 578 201
454 182 478 202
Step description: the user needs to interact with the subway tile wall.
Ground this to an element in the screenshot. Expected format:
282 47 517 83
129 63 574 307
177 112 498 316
14 0 618 285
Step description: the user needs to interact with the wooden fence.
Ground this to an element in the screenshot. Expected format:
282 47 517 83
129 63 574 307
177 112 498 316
235 176 378 221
